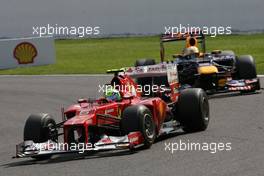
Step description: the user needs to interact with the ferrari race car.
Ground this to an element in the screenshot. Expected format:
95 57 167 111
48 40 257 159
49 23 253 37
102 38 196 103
135 31 260 94
14 63 209 160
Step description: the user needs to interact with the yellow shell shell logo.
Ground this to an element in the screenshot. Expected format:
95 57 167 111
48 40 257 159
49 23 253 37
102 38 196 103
13 42 38 64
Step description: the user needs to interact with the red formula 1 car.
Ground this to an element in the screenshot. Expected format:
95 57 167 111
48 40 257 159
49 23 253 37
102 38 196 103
14 63 209 160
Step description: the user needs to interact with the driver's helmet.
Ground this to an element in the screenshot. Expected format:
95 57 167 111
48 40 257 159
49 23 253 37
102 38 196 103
183 46 199 56
104 86 121 102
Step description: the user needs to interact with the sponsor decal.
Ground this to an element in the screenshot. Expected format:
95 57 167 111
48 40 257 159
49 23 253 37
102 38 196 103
167 64 178 84
228 86 251 91
245 79 258 84
227 80 245 86
13 42 38 64
129 136 138 143
129 64 167 74
105 108 114 114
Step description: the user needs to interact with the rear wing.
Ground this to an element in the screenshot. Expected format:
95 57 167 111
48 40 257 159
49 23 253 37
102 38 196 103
160 31 206 62
124 64 167 77
123 63 179 84
161 30 205 42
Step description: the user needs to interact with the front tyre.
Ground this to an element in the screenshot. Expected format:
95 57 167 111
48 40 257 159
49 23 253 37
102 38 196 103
121 105 156 149
236 55 257 79
235 55 259 93
177 88 209 132
24 113 57 160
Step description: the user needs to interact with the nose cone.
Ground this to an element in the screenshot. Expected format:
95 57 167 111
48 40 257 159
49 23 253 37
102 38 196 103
64 114 93 126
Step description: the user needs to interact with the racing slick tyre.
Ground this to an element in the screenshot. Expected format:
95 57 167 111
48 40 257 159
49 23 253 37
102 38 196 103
236 55 259 93
24 113 57 143
236 55 257 79
177 88 209 132
121 105 156 149
135 59 156 67
24 113 57 160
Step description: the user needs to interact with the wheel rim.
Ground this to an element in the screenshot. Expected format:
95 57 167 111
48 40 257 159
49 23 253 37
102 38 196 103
47 122 57 142
144 114 155 139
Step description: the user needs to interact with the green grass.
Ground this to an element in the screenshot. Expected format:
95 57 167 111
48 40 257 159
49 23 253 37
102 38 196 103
0 34 264 74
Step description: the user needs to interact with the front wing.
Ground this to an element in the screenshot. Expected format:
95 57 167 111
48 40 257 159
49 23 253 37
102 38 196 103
14 132 144 158
225 78 260 92
14 119 182 158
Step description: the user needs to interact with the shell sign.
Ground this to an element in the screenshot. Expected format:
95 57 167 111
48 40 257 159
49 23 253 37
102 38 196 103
13 42 38 64
0 37 55 70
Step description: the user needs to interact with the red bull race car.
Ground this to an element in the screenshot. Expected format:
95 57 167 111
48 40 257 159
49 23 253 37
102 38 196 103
14 63 209 160
135 31 260 94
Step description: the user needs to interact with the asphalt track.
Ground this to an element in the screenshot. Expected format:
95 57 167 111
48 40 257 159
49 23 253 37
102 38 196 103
0 76 264 176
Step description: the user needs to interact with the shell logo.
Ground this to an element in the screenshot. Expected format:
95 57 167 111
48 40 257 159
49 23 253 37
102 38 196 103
13 42 38 64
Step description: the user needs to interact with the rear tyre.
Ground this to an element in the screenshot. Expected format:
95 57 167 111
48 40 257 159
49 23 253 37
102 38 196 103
177 88 209 132
121 105 156 149
135 59 156 67
24 113 57 160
